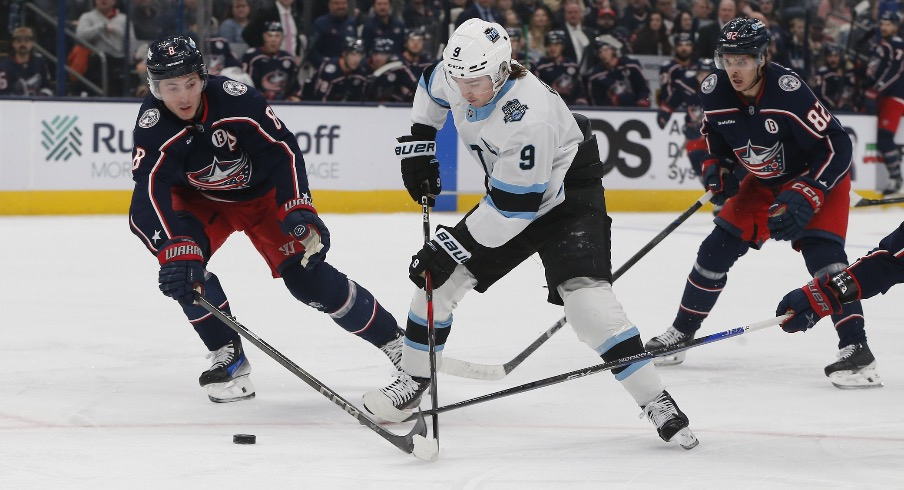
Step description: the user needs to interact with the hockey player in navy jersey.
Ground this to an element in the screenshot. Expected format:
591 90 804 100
365 38 419 103
310 38 369 102
240 21 301 101
657 34 710 173
644 18 881 389
585 34 651 107
864 11 904 196
812 43 854 112
400 29 434 80
533 30 588 105
129 35 406 403
777 221 904 354
362 19 699 449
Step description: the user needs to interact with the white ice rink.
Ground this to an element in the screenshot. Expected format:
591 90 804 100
2 206 903 489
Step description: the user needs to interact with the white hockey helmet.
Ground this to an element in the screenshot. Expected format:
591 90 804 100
443 19 512 96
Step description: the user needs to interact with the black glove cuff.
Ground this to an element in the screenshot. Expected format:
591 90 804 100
411 123 437 140
827 270 860 304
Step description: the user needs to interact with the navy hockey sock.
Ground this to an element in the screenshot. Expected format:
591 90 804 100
282 262 400 345
185 273 240 351
673 265 727 334
799 238 867 348
832 304 866 348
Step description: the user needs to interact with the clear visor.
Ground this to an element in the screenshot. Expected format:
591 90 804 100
149 71 205 100
714 52 764 70
444 71 496 98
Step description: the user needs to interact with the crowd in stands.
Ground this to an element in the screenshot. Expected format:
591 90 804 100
0 0 894 111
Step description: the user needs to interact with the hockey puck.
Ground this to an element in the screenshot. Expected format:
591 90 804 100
233 434 256 445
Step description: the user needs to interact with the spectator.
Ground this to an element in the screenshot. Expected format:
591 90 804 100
241 21 301 100
526 4 555 67
631 10 672 55
620 0 653 36
243 0 305 62
655 0 675 31
362 0 406 54
401 0 440 55
307 0 358 69
219 0 251 54
672 9 695 36
756 0 782 30
365 38 418 102
516 0 542 28
585 34 651 106
694 0 734 60
455 0 504 27
534 29 588 104
593 7 620 37
0 26 53 96
784 14 807 76
75 0 138 96
132 0 160 42
502 8 523 29
156 0 201 37
310 38 369 101
400 28 435 79
690 0 712 29
507 26 528 62
560 0 595 71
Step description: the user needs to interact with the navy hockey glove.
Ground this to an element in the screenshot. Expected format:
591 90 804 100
776 273 848 332
767 177 827 241
656 105 672 129
409 225 475 289
397 123 441 207
701 155 740 206
158 237 205 306
278 198 331 268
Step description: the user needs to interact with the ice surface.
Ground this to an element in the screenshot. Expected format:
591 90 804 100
2 208 903 489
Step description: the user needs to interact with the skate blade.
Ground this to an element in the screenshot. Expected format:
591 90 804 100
652 352 686 367
828 368 884 390
207 375 256 403
669 427 699 450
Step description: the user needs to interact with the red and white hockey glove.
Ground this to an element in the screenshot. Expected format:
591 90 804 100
158 237 205 305
278 198 331 268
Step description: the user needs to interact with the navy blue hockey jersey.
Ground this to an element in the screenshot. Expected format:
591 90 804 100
129 75 311 254
240 48 300 100
311 57 369 102
534 56 587 105
0 54 52 96
699 63 852 190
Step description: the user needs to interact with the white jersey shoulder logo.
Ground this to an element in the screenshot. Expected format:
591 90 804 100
138 108 160 128
502 98 529 123
223 80 248 96
701 73 717 94
778 75 801 91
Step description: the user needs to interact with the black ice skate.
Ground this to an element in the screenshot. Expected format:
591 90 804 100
199 340 255 403
640 390 699 449
644 326 693 366
882 176 903 197
362 372 431 423
379 329 405 371
824 342 883 389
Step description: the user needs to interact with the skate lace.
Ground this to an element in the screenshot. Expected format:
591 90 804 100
655 327 686 346
381 374 420 406
380 335 404 369
206 343 237 370
836 344 856 361
640 395 678 427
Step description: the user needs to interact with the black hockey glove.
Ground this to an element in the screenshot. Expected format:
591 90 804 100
409 225 476 289
656 105 672 129
701 155 740 206
278 198 331 268
767 177 827 241
397 124 441 206
776 272 855 332
158 237 205 306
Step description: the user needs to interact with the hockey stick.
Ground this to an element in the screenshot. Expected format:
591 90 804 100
410 314 788 420
849 189 904 207
440 190 715 380
420 183 440 446
194 294 439 461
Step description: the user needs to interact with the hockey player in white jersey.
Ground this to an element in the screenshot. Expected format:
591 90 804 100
362 19 698 449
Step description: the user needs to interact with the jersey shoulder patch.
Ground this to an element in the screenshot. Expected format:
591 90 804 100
701 73 717 94
778 74 801 91
138 108 160 128
222 79 248 96
501 98 529 123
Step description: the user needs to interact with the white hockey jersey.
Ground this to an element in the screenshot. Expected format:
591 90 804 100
412 62 584 248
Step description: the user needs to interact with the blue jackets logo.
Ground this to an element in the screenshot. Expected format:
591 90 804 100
187 153 252 190
502 99 528 123
733 140 785 178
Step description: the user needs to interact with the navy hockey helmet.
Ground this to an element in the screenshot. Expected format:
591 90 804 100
545 30 566 46
373 37 395 54
696 57 717 73
673 32 694 46
714 17 770 69
594 34 623 51
823 42 843 56
880 10 900 23
343 37 366 54
264 21 284 33
146 34 208 100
